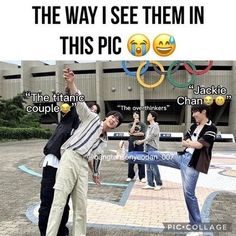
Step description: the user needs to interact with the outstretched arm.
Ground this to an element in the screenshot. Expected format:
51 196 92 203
88 159 101 185
63 68 77 95
63 68 96 122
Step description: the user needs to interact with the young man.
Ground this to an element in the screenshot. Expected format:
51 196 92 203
39 100 101 236
46 68 123 236
136 111 162 190
38 101 80 236
127 111 146 182
87 101 100 114
128 104 217 229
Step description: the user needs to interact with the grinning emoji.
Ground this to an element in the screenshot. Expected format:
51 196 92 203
60 103 71 114
127 34 150 57
153 34 176 57
215 96 225 106
204 96 213 106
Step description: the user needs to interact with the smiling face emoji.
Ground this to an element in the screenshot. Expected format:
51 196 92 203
153 34 176 57
127 34 150 57
60 103 71 114
204 96 213 106
215 96 225 106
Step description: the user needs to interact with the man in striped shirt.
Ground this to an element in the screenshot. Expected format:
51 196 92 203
46 68 123 236
127 104 217 235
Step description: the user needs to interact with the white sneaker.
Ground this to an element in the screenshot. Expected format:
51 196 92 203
126 178 133 182
140 178 146 183
142 185 155 189
154 185 162 191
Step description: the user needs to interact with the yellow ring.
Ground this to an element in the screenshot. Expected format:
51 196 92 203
136 61 165 89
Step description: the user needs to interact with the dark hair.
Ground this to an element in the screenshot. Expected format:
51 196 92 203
133 111 140 116
106 111 123 127
87 102 101 114
149 111 158 122
191 104 210 118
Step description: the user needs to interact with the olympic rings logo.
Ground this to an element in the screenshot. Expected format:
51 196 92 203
121 61 213 89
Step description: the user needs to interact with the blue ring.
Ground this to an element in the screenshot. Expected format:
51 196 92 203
121 61 150 77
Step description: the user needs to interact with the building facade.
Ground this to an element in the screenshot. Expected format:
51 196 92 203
0 61 235 136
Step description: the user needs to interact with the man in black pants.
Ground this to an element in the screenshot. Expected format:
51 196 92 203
38 103 80 236
39 100 101 236
38 100 101 236
127 111 146 182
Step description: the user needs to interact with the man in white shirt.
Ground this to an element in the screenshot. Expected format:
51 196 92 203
39 97 101 236
46 68 123 236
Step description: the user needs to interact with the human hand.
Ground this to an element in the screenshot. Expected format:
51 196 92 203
63 68 75 84
182 140 190 147
134 118 139 124
136 140 142 145
93 174 101 185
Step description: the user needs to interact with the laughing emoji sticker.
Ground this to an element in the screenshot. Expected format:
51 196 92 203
127 34 150 57
153 34 176 57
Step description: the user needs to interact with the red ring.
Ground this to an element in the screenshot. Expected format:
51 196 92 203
183 61 213 75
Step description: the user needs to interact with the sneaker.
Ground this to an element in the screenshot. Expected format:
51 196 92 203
142 185 155 189
154 185 162 191
126 177 133 182
140 178 146 183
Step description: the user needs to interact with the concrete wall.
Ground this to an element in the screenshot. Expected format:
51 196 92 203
0 60 235 135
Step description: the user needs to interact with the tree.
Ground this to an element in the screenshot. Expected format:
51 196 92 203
0 93 40 128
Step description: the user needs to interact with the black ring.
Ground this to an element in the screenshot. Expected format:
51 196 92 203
152 61 181 75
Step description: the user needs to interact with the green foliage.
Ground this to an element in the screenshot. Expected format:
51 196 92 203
0 93 41 128
0 93 52 140
0 127 52 140
12 94 26 109
18 113 41 128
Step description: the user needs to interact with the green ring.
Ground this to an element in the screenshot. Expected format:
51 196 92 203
167 61 197 88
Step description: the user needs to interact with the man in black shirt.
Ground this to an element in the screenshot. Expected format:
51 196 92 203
39 103 79 236
127 105 217 228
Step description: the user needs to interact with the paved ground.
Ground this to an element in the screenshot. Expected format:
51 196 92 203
0 140 235 236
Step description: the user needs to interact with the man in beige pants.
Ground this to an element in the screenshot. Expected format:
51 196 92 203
46 68 123 236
